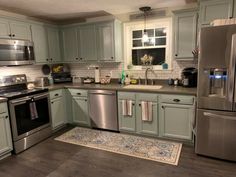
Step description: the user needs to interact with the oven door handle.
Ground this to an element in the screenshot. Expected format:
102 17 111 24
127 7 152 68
33 93 49 100
10 97 31 104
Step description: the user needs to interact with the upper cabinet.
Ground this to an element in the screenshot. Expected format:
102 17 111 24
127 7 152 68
0 18 31 40
77 24 97 61
61 20 123 63
173 9 198 60
199 0 234 26
47 26 61 62
31 24 61 64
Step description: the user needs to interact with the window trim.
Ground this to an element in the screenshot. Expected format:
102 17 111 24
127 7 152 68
123 17 173 70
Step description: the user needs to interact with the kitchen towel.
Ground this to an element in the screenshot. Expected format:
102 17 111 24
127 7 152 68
29 101 38 120
121 100 133 117
121 100 127 116
141 101 153 122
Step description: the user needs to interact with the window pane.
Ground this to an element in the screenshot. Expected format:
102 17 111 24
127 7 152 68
155 28 166 37
133 40 142 47
146 29 154 37
132 30 142 39
155 38 166 45
132 48 166 65
144 38 155 46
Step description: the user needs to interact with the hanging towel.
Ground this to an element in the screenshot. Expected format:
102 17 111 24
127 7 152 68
121 100 127 116
141 101 153 122
127 100 133 116
29 100 38 120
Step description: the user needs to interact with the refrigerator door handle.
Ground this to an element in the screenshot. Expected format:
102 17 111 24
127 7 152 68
227 34 236 104
203 112 236 121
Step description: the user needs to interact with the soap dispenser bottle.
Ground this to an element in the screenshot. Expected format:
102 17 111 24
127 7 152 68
95 67 100 83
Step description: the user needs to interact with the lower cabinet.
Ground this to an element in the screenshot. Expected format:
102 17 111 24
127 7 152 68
68 89 90 127
0 102 13 158
159 95 195 141
118 92 159 136
50 89 66 130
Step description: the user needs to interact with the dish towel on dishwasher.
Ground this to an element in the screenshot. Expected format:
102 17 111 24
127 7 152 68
29 101 38 120
141 101 153 122
121 100 133 117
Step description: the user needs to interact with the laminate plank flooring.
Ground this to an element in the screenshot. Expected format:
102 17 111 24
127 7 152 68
0 127 235 177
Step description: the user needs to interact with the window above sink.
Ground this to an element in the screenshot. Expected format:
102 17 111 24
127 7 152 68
124 18 173 70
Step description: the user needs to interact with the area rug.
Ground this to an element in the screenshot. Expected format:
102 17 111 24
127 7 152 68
55 127 182 166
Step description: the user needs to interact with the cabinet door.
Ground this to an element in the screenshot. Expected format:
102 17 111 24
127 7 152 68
174 10 197 59
10 21 32 40
118 99 136 132
77 25 97 61
0 18 10 38
47 27 61 62
96 22 114 61
136 93 159 136
31 24 49 63
72 97 90 126
160 103 194 140
51 97 65 129
61 27 79 62
0 104 13 155
199 0 233 26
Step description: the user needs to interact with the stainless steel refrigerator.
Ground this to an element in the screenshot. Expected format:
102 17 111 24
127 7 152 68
196 24 236 161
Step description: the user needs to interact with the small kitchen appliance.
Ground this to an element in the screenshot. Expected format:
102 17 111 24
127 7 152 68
181 67 197 87
0 74 52 154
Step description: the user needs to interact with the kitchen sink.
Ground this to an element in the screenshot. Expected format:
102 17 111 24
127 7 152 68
123 85 163 90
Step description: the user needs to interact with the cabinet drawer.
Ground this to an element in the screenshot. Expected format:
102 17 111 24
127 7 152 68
118 92 135 100
0 102 8 114
50 89 63 100
161 95 194 105
68 89 88 97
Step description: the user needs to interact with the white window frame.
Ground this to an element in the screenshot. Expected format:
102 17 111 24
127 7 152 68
123 17 173 70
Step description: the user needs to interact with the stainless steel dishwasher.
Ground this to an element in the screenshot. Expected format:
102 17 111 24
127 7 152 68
88 90 118 131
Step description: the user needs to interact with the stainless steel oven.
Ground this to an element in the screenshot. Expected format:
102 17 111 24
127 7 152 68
0 39 34 66
9 92 52 153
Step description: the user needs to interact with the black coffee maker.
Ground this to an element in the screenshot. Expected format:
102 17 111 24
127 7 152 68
181 67 198 87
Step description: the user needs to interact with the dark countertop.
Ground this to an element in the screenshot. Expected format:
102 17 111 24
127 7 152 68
43 83 197 95
0 97 7 103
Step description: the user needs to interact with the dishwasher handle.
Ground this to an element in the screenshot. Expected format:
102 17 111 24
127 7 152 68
89 90 116 95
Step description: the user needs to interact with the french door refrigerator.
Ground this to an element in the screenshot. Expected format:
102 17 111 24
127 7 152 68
196 24 236 161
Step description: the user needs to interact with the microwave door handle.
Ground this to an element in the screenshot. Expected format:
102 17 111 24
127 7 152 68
227 34 236 104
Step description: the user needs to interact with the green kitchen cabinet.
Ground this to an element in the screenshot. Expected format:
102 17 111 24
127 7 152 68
118 92 136 132
50 89 66 130
68 89 90 127
77 24 97 61
199 0 234 26
159 95 195 141
61 27 79 62
136 93 159 136
173 9 198 60
31 24 49 63
96 20 123 62
0 18 31 40
47 26 61 63
0 102 13 158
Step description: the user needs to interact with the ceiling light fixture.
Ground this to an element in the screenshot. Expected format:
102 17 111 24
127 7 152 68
139 6 151 43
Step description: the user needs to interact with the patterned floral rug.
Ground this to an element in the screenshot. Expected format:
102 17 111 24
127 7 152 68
55 127 182 165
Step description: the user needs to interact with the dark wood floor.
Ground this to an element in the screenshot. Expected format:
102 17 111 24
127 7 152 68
0 127 235 177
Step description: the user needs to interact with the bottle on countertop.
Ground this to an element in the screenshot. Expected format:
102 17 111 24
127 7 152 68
95 67 100 84
125 75 130 85
121 68 126 84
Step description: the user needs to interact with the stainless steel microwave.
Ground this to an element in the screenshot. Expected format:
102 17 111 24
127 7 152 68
0 39 35 66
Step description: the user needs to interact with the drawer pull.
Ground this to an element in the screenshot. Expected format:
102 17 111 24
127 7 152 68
162 106 165 109
5 115 8 119
173 99 180 102
54 94 59 96
85 99 87 102
77 93 81 95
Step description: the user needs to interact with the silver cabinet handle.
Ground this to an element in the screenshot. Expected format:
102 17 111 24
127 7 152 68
203 112 236 121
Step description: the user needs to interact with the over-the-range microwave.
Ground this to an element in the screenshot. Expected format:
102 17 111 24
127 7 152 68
0 39 35 66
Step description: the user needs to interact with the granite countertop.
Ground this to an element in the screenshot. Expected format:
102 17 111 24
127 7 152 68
43 83 197 95
0 97 7 103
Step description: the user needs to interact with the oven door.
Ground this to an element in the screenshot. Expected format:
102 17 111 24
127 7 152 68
0 39 35 66
9 92 51 141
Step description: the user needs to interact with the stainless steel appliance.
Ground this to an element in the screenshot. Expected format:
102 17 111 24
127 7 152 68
35 77 50 87
0 39 34 66
88 90 118 131
0 75 52 153
196 25 236 161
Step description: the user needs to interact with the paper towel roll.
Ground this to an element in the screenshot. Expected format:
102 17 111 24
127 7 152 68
95 67 100 83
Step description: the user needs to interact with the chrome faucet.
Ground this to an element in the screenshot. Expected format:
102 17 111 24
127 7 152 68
145 68 152 85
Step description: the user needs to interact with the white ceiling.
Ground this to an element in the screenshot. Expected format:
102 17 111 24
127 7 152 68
0 0 197 21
